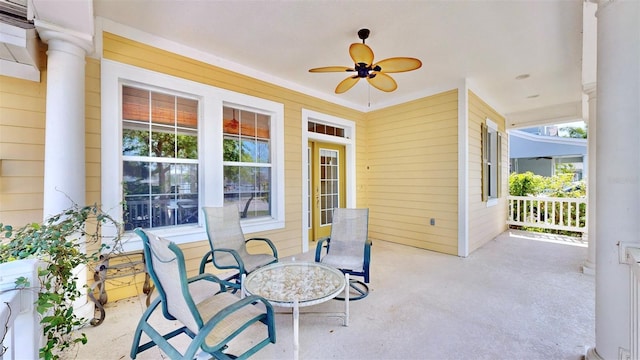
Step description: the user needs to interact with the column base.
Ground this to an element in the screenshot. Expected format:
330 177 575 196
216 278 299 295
582 260 596 275
585 347 604 360
74 299 95 326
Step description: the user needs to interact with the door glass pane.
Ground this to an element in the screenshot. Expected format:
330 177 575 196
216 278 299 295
319 149 339 226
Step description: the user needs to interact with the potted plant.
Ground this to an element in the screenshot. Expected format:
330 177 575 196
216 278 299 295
0 204 123 360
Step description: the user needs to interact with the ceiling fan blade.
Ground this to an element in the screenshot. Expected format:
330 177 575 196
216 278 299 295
349 43 374 66
373 57 422 73
309 66 354 73
335 76 360 94
367 72 398 92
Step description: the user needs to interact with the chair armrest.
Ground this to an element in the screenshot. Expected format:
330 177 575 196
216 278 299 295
187 273 226 293
198 250 213 274
246 237 279 259
363 238 372 272
199 248 247 274
200 294 275 336
314 238 330 262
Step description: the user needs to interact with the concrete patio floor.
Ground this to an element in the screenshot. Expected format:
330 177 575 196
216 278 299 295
66 230 594 360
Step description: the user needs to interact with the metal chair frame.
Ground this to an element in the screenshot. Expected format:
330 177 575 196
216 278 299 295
199 205 278 291
131 229 276 359
315 208 371 301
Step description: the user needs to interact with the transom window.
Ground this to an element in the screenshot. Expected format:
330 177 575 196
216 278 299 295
308 121 345 138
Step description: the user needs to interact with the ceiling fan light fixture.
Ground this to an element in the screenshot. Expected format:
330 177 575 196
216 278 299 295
309 28 422 94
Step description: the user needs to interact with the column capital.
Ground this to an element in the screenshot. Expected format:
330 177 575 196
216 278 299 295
593 0 616 15
583 83 597 104
35 19 94 55
583 82 597 97
586 347 604 360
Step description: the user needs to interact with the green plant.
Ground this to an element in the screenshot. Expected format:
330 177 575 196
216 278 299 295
509 171 586 237
0 204 123 360
509 171 545 196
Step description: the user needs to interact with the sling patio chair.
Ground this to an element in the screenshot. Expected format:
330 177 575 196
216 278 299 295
199 205 278 292
131 228 276 360
315 208 371 300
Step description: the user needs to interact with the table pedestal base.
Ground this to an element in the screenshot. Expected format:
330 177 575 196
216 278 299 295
291 273 348 360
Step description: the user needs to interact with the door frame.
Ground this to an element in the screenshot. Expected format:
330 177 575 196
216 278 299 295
301 109 356 253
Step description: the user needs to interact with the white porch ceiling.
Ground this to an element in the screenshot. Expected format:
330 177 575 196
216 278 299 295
38 1 593 127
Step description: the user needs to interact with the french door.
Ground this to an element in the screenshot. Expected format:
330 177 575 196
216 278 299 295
308 141 346 242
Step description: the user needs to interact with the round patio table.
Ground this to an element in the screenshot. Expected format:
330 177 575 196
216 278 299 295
243 261 349 360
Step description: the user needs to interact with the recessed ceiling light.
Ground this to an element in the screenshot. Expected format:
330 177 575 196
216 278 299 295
527 94 540 99
515 74 530 80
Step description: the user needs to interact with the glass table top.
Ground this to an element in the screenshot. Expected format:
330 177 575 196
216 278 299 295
244 261 346 307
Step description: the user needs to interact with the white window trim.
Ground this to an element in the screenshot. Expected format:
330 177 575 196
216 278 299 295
486 118 498 207
101 59 284 251
301 109 357 253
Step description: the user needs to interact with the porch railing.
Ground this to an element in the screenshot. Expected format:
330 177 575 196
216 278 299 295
626 246 640 359
507 195 587 233
0 259 43 360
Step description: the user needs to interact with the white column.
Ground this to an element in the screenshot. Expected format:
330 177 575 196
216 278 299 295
587 1 640 359
36 21 93 219
35 21 95 319
582 84 596 275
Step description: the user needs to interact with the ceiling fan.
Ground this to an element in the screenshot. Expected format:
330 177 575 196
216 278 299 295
309 28 422 94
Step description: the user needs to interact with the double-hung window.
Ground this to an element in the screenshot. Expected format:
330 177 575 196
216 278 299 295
482 118 502 206
101 60 284 249
121 86 199 230
223 106 272 218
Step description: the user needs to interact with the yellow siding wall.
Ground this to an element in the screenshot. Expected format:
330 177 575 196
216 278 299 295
0 45 47 225
102 33 366 296
467 90 508 253
365 90 459 255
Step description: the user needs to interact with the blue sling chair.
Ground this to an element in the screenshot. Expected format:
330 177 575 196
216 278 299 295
199 205 278 292
315 208 371 300
131 229 276 359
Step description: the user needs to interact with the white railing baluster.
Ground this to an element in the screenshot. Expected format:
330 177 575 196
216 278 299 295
0 291 19 360
506 195 587 233
625 247 640 359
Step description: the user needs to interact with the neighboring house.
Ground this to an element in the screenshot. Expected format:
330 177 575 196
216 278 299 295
509 128 587 180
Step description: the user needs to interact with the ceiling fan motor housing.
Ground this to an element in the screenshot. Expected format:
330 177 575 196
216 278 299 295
308 27 421 93
358 28 370 43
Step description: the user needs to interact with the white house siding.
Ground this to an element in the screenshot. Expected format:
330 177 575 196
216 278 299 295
468 91 508 254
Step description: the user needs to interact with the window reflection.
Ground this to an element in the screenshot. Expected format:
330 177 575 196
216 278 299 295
121 85 199 230
223 106 272 218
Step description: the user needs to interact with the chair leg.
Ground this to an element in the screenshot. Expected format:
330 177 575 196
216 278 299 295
334 279 369 301
130 298 190 359
130 299 160 359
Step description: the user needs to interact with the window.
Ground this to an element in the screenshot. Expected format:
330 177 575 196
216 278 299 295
482 118 502 205
223 106 272 218
308 121 345 137
101 60 284 249
121 86 199 231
